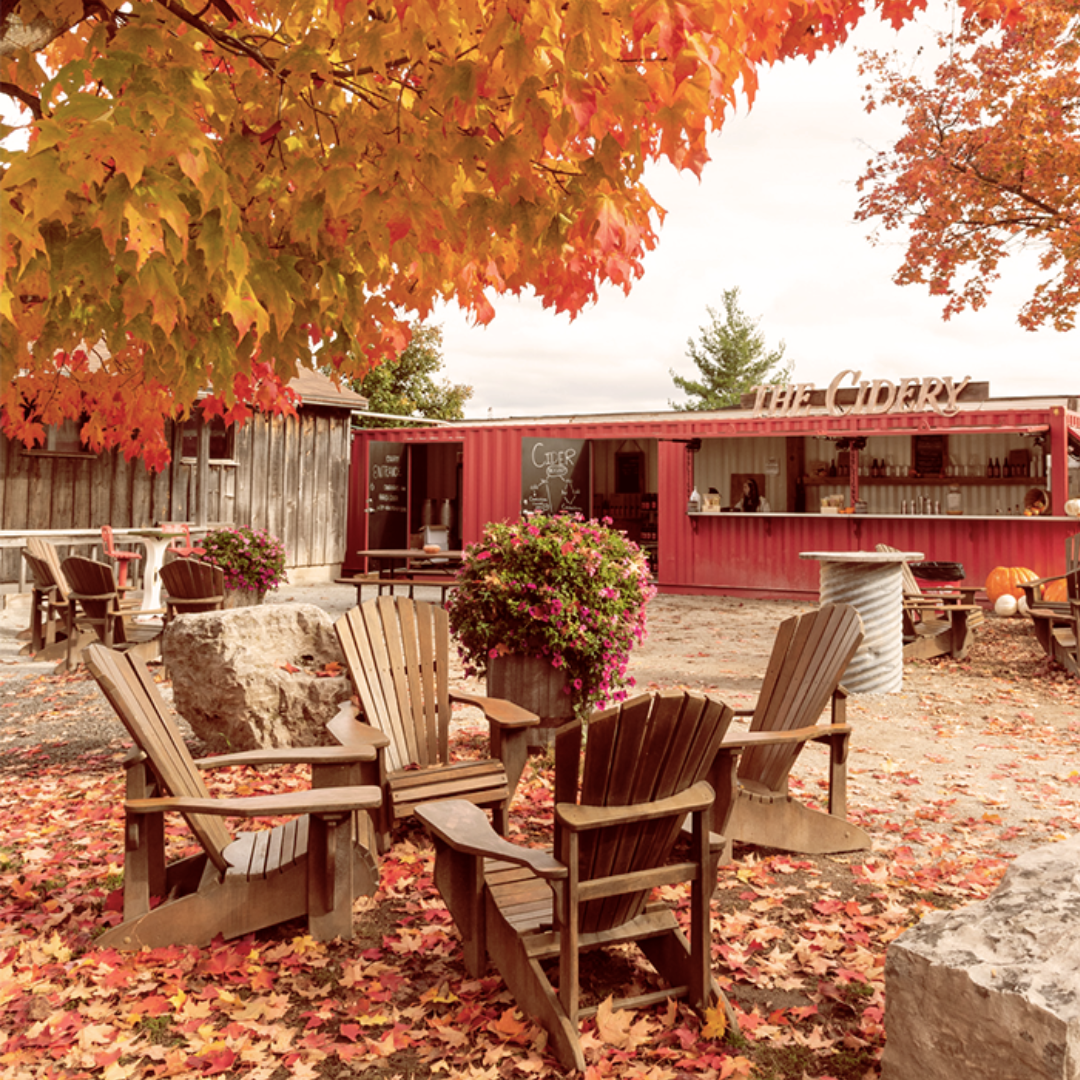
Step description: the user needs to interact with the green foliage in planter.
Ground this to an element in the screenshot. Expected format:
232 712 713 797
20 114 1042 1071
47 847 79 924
447 513 655 715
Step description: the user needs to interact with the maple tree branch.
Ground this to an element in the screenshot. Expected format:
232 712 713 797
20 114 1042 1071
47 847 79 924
0 80 41 119
947 157 1066 222
154 0 279 73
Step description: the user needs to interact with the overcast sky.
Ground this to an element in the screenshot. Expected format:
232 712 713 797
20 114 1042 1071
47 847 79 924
437 7 1076 420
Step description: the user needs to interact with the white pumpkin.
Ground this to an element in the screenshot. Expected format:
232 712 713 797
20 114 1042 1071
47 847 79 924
1065 499 1080 518
994 594 1019 618
1017 595 1030 617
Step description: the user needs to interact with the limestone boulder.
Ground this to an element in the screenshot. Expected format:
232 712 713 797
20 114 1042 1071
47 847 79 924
883 835 1080 1080
163 603 353 751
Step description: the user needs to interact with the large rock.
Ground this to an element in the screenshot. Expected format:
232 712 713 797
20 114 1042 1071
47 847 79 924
883 835 1080 1080
163 603 352 751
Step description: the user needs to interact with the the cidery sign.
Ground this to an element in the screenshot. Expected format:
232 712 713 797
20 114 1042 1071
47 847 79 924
749 371 975 418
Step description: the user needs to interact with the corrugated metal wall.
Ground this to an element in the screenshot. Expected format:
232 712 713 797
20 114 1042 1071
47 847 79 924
349 404 1080 599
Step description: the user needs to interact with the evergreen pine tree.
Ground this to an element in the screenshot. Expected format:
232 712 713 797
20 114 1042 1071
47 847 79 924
670 288 791 410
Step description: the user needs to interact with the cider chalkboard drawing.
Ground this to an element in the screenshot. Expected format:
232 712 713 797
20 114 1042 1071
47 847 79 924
521 438 588 515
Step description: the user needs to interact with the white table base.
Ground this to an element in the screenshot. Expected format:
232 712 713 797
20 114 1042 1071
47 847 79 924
801 550 922 695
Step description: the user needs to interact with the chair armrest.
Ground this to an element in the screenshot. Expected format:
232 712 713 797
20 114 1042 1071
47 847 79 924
1021 572 1066 592
1019 573 1074 605
556 780 715 832
417 799 567 879
450 690 540 729
126 785 383 818
721 723 852 751
325 701 393 750
194 745 383 768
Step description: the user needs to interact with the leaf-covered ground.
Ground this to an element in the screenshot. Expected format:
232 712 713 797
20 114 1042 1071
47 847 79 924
1 596 1079 1079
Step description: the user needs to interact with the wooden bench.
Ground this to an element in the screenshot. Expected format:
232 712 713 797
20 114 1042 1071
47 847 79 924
335 571 458 604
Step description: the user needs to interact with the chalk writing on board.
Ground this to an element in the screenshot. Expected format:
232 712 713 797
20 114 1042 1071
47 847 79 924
521 438 588 515
368 441 408 549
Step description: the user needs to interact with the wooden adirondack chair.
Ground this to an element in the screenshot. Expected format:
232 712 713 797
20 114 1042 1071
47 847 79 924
1018 533 1080 671
875 543 983 661
19 537 99 665
331 597 540 850
21 548 70 656
712 602 871 859
60 556 163 670
418 689 736 1072
84 643 384 949
159 558 225 624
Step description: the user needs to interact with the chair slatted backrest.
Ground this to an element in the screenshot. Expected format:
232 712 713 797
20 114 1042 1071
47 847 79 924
874 543 922 597
738 603 863 795
83 644 232 873
61 556 130 645
334 597 451 773
570 690 733 935
26 536 71 604
22 549 54 594
160 558 225 614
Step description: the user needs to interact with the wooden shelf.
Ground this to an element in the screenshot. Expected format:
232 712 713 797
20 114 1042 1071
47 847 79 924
803 476 1043 487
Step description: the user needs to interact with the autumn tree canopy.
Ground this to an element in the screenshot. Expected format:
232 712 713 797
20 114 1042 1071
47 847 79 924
1 0 1006 467
857 0 1080 331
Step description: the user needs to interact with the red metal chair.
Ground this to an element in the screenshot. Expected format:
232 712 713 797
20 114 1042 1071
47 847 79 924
100 526 142 592
159 522 205 559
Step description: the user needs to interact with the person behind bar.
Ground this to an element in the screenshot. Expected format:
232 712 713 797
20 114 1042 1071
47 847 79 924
734 477 771 513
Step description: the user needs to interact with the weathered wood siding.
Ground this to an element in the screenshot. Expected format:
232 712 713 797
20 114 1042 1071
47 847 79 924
0 405 352 588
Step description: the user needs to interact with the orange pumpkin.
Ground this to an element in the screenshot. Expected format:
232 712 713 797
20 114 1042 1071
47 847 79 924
1042 578 1068 603
985 566 1038 604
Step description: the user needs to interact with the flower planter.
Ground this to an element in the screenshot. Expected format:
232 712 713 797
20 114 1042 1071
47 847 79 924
487 653 574 749
223 587 267 609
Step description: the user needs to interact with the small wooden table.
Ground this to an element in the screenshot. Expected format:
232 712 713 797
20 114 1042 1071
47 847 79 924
800 549 923 695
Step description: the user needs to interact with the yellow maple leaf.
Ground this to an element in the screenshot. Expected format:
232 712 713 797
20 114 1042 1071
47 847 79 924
701 1002 728 1040
39 932 71 963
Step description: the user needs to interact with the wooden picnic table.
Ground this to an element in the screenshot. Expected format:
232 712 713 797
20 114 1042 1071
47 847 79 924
339 548 464 602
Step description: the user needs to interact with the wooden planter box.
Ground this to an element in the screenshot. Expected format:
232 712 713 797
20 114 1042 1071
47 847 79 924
487 654 574 747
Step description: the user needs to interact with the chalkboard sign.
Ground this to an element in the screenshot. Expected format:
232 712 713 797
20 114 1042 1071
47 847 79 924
912 434 947 477
521 437 589 515
367 440 408 549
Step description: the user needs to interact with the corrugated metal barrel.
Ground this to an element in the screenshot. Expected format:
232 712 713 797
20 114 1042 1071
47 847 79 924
801 550 922 695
